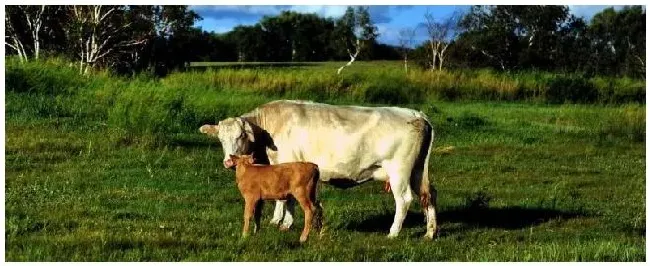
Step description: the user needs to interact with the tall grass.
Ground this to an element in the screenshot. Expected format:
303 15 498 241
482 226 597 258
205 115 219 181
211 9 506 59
4 57 645 143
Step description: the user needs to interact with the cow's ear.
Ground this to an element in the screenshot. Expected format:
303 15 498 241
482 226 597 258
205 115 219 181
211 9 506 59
241 119 255 142
199 124 218 136
249 152 256 164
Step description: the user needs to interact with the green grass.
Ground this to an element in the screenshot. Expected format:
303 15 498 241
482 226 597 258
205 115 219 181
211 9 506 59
4 58 646 261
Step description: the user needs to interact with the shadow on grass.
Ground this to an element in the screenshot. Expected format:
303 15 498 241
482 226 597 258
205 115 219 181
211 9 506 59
344 206 586 233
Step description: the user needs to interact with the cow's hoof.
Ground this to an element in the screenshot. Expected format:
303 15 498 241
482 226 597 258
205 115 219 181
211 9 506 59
269 219 281 226
279 225 291 231
423 229 439 240
387 233 399 239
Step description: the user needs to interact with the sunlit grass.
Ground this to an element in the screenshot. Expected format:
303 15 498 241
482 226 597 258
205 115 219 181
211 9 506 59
4 58 645 261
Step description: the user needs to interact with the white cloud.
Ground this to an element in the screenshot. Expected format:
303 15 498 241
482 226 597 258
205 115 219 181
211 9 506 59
289 5 349 18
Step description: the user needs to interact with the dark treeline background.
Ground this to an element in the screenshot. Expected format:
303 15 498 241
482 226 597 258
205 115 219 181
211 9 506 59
5 5 646 78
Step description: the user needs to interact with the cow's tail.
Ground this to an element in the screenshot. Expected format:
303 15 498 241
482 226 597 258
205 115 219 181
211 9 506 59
414 113 435 218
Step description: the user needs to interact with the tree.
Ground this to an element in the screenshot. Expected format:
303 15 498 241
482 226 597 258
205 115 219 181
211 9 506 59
5 5 47 62
436 10 462 70
588 6 645 77
456 5 577 71
108 5 201 75
66 6 148 74
397 27 415 73
336 6 378 74
422 11 438 70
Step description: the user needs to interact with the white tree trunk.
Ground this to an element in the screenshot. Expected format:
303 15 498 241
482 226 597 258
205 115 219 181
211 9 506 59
429 40 436 71
5 8 31 62
20 5 45 60
337 39 361 75
6 38 28 62
404 55 408 74
439 43 450 70
72 5 136 74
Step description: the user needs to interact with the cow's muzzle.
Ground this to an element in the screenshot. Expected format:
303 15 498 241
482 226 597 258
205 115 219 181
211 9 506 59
224 158 235 169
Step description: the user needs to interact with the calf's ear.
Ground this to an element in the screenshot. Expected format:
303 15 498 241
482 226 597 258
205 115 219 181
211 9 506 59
199 124 219 136
229 154 238 161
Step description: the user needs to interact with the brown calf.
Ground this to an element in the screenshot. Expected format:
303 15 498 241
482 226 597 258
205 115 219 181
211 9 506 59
230 154 323 243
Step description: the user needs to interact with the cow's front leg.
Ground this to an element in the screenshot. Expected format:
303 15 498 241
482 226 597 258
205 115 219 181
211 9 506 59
270 200 285 226
279 199 295 231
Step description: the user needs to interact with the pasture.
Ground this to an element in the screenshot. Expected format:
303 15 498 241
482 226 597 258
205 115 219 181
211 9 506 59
4 59 646 261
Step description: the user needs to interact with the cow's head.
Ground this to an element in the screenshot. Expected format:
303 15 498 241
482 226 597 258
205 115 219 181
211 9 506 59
200 117 255 169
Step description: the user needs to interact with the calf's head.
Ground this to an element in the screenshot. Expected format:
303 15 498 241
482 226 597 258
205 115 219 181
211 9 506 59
229 154 255 167
200 117 255 169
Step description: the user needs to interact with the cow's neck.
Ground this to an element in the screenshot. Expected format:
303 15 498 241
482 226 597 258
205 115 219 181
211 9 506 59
240 109 276 165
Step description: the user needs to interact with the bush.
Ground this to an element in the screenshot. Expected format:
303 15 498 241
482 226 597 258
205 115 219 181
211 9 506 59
600 105 645 142
592 77 646 104
546 76 598 104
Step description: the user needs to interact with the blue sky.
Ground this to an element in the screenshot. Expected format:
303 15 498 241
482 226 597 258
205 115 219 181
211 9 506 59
190 5 628 46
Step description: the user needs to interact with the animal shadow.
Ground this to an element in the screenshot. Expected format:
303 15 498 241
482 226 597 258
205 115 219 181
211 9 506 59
345 206 585 233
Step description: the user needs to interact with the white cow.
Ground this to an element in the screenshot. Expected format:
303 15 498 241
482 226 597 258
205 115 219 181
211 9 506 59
200 100 438 239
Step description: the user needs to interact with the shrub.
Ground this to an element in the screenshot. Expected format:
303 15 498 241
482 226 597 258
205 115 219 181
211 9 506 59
546 76 598 104
600 105 645 142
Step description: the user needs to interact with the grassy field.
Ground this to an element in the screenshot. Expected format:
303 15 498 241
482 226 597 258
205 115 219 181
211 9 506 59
4 58 646 261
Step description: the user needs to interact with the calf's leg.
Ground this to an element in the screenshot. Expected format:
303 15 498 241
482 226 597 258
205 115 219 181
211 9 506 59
253 200 264 233
295 196 314 243
242 197 256 238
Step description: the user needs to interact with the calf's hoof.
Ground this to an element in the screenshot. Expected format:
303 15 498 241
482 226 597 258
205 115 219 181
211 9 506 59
299 237 308 243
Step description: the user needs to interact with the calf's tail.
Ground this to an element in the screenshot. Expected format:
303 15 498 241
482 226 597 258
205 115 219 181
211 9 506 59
310 165 324 233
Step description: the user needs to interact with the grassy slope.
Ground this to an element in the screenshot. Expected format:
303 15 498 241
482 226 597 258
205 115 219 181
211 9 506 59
4 60 646 261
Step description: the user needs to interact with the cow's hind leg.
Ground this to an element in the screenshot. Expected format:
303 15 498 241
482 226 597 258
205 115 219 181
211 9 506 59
279 199 295 231
424 186 438 239
270 200 295 230
270 200 285 226
386 165 414 238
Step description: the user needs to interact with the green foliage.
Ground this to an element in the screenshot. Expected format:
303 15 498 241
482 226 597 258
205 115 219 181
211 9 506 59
453 5 645 78
546 76 598 104
5 57 94 95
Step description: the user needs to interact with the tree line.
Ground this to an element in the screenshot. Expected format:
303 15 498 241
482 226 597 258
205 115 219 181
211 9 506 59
5 5 645 78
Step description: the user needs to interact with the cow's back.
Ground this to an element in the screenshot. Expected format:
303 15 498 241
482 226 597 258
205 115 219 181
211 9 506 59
250 100 431 183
